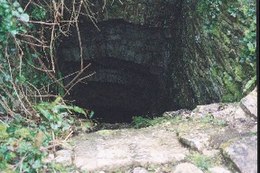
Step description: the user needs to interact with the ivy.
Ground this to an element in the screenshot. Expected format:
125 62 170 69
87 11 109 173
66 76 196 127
0 0 29 42
195 0 256 99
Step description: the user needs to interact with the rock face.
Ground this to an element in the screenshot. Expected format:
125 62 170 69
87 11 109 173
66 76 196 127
59 20 171 122
173 163 203 173
221 136 257 173
54 88 257 172
72 127 188 172
57 0 256 121
240 88 257 119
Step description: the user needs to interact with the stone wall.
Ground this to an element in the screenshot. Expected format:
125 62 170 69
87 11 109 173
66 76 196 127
57 0 256 121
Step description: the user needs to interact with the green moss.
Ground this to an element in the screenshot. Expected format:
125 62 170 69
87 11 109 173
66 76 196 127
97 129 115 136
132 115 183 129
187 152 213 171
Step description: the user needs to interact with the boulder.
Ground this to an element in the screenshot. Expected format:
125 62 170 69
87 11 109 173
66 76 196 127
208 166 231 173
221 135 257 173
173 163 203 173
72 127 188 172
54 150 73 166
240 87 257 119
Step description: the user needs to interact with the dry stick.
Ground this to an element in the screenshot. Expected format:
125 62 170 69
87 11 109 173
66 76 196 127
19 86 38 115
76 22 84 70
28 62 55 72
118 0 123 5
35 58 67 92
49 25 56 72
52 131 56 153
102 0 107 11
24 0 33 11
17 33 47 45
4 46 32 117
27 20 59 26
76 0 84 70
27 94 58 98
44 67 89 87
41 130 72 151
72 0 84 70
26 82 43 102
0 99 14 116
13 37 24 77
82 2 100 31
64 71 96 97
18 153 28 173
64 130 74 141
65 63 91 88
61 0 77 34
20 40 50 48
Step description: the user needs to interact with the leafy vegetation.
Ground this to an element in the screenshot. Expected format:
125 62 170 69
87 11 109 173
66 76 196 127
187 152 213 171
0 0 96 171
200 114 227 127
0 95 90 172
0 0 256 171
196 0 256 100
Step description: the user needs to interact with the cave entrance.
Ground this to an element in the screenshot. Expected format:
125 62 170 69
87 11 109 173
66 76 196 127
58 20 170 123
63 60 167 123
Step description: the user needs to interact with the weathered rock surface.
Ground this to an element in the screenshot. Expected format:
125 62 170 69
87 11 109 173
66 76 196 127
72 127 188 172
221 136 257 173
131 167 149 173
240 87 257 119
173 163 203 173
54 149 73 166
53 88 257 172
209 166 232 173
58 0 256 121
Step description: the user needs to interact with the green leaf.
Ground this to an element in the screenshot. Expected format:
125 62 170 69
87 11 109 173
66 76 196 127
32 159 42 169
72 106 86 115
243 76 256 93
14 128 31 139
12 1 20 8
19 13 29 22
36 106 53 121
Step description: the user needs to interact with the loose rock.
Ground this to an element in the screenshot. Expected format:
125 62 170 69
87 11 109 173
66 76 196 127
208 166 231 173
173 163 203 173
54 149 73 166
221 135 257 173
240 87 257 119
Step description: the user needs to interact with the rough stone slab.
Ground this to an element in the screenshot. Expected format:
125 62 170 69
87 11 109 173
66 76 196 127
173 163 203 173
208 166 231 173
131 167 149 173
221 135 257 173
178 132 211 151
54 150 73 166
72 127 188 172
240 88 257 119
176 119 226 152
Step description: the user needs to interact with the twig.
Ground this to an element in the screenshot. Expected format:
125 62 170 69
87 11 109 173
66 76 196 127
64 71 96 97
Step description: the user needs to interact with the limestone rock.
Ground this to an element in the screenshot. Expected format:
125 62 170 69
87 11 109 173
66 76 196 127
132 167 149 173
208 166 231 173
240 88 257 119
72 127 188 172
179 132 211 152
202 149 220 157
42 153 55 164
54 150 73 166
221 135 257 173
173 163 203 173
250 124 257 133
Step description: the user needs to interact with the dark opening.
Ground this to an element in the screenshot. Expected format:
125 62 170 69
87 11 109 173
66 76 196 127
62 60 167 123
58 20 170 123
